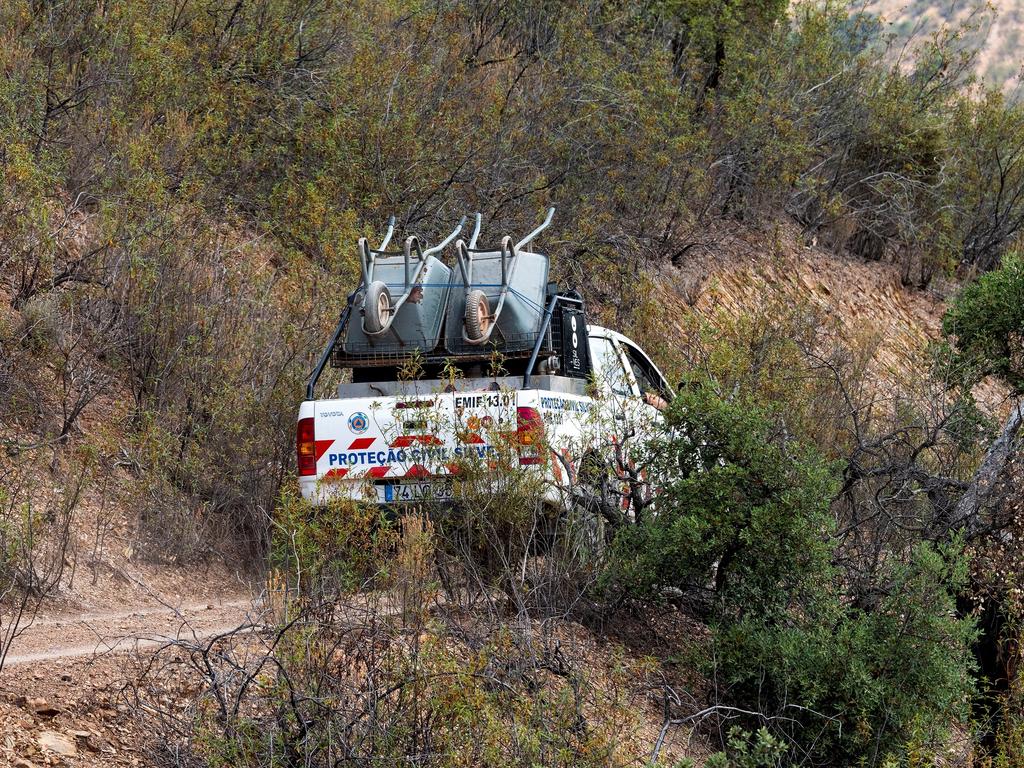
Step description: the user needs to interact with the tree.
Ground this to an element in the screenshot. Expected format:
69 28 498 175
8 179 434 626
941 254 1024 752
940 255 1024 536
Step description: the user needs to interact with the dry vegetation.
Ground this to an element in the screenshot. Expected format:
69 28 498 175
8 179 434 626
1 0 1024 766
866 0 1024 93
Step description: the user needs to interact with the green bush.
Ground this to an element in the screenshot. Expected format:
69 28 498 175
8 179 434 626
706 728 788 768
714 540 975 764
606 382 838 619
942 254 1024 394
604 383 975 765
270 486 396 595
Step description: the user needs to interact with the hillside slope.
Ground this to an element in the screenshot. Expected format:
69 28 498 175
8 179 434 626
867 0 1023 92
660 223 945 378
0 224 965 766
652 222 1013 420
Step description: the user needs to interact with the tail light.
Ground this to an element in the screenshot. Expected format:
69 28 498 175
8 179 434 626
517 406 544 465
296 417 316 476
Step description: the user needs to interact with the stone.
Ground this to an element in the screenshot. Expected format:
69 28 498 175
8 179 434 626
21 698 60 718
37 732 76 757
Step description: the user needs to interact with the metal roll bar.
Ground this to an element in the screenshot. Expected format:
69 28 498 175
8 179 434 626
307 295 355 400
524 291 584 388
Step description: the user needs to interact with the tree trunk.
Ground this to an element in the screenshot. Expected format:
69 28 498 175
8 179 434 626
948 399 1023 539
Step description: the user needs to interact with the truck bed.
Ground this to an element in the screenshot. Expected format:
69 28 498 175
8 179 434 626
336 374 589 399
297 376 597 506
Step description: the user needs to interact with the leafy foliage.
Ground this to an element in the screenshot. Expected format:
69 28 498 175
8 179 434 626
607 383 837 619
705 728 788 768
605 382 975 765
271 488 396 595
942 254 1024 394
714 540 975 764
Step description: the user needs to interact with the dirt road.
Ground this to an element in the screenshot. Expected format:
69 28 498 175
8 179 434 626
0 593 257 766
3 598 257 666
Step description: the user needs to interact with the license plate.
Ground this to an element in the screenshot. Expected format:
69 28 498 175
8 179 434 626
382 481 453 503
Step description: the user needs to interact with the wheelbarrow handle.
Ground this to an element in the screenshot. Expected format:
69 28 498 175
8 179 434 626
516 207 555 250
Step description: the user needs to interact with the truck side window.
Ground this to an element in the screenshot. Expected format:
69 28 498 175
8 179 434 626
589 336 632 397
621 343 672 407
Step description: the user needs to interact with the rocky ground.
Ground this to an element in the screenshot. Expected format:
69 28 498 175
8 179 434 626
0 582 256 766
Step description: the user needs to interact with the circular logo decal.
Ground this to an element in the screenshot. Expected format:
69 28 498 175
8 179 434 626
348 412 369 434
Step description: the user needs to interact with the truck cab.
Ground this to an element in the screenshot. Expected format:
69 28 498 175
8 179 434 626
588 326 672 409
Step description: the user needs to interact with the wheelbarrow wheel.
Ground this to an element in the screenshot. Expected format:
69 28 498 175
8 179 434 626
364 280 392 334
464 289 492 342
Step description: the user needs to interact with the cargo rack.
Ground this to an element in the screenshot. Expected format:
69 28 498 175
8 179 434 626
305 286 585 399
305 211 591 399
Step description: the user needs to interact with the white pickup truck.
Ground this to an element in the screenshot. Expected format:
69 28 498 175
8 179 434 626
297 213 672 513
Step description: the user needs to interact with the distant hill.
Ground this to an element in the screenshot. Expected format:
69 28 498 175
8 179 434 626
866 0 1024 92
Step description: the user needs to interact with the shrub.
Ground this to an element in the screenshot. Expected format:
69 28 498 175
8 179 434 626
604 382 975 765
143 474 649 768
605 382 838 619
270 486 396 596
18 293 62 353
706 728 789 768
0 450 89 670
942 254 1024 394
712 540 975 765
153 608 640 768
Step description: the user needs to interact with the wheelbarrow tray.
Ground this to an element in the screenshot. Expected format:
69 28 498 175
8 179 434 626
444 249 549 355
342 255 453 356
